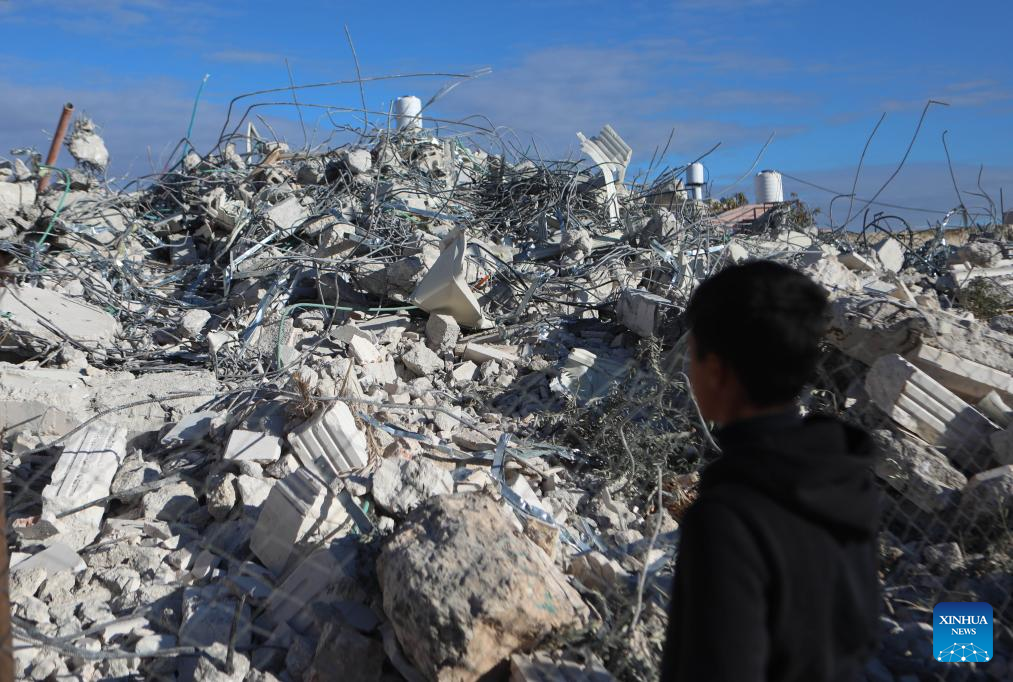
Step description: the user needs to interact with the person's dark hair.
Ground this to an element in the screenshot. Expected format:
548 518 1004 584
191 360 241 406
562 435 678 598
686 260 828 406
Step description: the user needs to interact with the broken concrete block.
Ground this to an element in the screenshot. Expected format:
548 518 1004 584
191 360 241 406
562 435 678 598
178 309 211 338
359 356 398 385
377 494 587 680
91 369 219 437
451 360 478 383
839 251 877 272
251 469 352 575
803 255 863 296
41 424 128 550
179 585 252 649
432 406 462 433
260 539 358 637
955 241 1002 268
67 116 110 169
331 323 377 346
287 402 368 480
462 342 519 366
265 196 308 234
344 148 373 175
371 457 453 518
451 428 497 452
410 229 490 329
871 430 966 513
134 634 177 656
865 354 998 469
401 343 443 377
425 313 460 351
160 410 219 446
872 237 905 273
141 480 200 522
0 364 93 437
224 429 283 464
236 474 274 510
0 286 119 349
10 542 86 575
346 334 381 364
614 288 672 338
958 465 1013 528
906 344 1013 404
0 181 36 219
206 474 238 520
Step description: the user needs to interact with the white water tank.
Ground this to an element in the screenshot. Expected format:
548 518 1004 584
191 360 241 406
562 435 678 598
754 170 784 204
687 162 705 186
394 96 422 130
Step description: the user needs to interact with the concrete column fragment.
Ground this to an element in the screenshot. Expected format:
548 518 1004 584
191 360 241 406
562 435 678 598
41 424 128 550
865 354 998 470
287 402 369 481
251 469 352 575
907 344 1013 404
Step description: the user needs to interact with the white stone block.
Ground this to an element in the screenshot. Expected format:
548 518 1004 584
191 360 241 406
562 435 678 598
461 343 518 366
839 252 876 272
451 361 478 383
0 286 119 348
41 424 127 550
10 542 86 575
224 429 283 463
0 182 35 218
250 469 352 575
873 237 905 273
907 344 1013 404
287 402 368 480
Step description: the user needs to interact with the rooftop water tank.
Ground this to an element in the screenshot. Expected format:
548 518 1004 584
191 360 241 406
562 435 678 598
394 96 422 130
687 162 705 187
755 170 784 204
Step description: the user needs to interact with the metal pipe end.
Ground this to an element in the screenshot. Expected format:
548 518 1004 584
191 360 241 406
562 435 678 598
64 102 74 111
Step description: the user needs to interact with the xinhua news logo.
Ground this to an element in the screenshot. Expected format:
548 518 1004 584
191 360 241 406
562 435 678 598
933 602 993 663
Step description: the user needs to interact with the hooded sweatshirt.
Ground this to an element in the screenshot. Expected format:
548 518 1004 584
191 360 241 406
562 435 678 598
661 412 881 682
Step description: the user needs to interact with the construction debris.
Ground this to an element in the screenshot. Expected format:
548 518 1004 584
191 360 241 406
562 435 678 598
1 88 1011 682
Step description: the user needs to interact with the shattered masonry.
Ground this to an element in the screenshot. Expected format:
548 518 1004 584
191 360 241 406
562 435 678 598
1 91 1012 682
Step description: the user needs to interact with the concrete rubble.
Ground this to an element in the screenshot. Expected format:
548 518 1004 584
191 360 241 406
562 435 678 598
1 94 1011 682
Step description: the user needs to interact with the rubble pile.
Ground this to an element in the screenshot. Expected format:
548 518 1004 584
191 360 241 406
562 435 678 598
1 100 1012 681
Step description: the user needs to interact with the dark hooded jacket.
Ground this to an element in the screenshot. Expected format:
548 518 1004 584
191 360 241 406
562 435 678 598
661 412 882 682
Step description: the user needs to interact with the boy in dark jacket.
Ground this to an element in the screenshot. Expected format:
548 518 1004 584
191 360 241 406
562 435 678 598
661 261 881 682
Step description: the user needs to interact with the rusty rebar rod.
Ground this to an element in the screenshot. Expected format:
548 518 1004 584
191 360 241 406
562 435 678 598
37 102 74 193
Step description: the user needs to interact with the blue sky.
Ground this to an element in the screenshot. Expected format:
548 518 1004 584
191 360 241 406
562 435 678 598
2 0 1011 226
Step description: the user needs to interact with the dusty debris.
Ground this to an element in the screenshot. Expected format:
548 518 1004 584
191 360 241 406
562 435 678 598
0 82 1010 682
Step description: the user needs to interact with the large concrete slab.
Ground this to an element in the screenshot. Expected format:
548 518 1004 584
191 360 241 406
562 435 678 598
41 423 128 550
0 286 119 348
